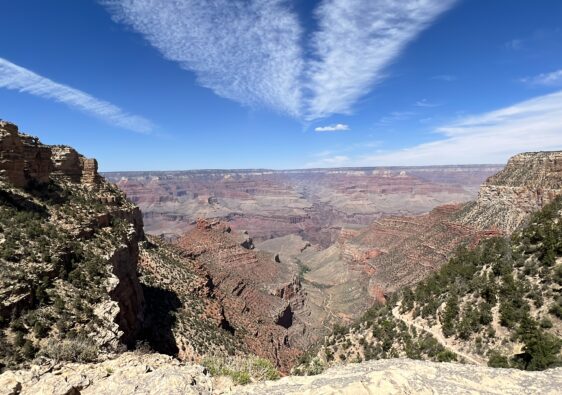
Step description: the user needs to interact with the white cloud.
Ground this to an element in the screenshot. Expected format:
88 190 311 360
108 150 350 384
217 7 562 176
102 0 457 121
305 0 458 119
102 0 303 117
315 123 350 132
521 69 562 87
360 90 562 165
0 58 153 133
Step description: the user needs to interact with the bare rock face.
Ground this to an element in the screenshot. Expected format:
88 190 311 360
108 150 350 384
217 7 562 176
51 146 101 186
236 359 562 395
0 352 213 395
0 120 102 189
0 121 51 188
458 151 562 233
1 355 560 395
175 220 307 372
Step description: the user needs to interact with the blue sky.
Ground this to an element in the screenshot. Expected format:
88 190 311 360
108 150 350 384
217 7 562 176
1 0 562 171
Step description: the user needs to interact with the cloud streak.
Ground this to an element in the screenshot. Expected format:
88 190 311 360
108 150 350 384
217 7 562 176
102 0 303 117
0 58 153 133
102 0 457 120
361 90 562 165
315 123 350 132
521 69 562 87
306 0 458 119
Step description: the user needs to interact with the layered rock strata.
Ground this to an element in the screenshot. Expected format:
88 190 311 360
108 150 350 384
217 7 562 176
0 120 145 368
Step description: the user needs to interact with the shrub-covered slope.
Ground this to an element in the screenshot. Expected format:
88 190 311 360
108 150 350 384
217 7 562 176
297 196 562 374
0 121 280 382
0 122 145 371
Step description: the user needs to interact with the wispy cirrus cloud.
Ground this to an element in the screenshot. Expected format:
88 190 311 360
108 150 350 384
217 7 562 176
520 69 562 87
102 0 457 121
101 0 303 117
0 58 154 133
315 123 350 132
306 0 458 120
360 90 562 165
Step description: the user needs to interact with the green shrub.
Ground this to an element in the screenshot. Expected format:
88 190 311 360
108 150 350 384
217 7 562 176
436 350 457 362
202 355 280 385
488 351 510 368
40 337 99 363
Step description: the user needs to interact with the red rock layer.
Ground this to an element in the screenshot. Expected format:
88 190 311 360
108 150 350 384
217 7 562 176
175 220 304 372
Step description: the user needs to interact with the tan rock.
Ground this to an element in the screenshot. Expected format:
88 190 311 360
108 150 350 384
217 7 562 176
0 371 22 395
234 359 562 395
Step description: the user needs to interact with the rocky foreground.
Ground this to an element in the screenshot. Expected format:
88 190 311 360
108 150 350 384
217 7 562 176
1 353 560 395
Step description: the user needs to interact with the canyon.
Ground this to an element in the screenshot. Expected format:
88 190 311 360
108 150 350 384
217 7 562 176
104 165 502 246
104 149 562 370
2 120 562 394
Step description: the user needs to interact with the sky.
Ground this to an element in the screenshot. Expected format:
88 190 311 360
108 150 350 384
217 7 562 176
1 0 562 171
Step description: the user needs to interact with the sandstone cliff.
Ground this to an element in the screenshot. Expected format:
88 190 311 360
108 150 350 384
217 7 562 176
0 120 144 370
458 151 562 233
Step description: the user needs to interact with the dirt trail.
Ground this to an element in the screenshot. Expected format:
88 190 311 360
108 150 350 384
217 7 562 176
391 305 483 365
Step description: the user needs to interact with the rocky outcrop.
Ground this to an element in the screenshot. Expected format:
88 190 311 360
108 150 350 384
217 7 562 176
51 146 100 186
1 355 560 395
0 120 145 368
0 121 102 189
458 151 562 233
237 359 562 395
0 352 213 395
0 121 51 187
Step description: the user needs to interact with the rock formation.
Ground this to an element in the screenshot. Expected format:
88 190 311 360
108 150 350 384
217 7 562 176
238 359 562 395
0 121 51 188
457 151 562 233
0 121 100 188
174 220 307 372
0 354 560 394
0 120 145 369
104 165 501 245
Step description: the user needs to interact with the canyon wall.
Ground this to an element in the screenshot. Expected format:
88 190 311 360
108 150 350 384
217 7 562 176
458 151 562 233
104 165 502 245
297 150 562 326
0 120 145 367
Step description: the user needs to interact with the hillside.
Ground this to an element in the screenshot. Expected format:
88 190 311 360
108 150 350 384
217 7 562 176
0 121 267 377
296 196 562 374
290 150 562 331
0 120 145 371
